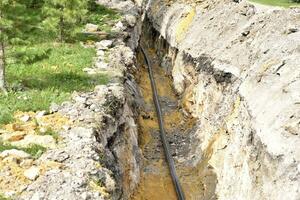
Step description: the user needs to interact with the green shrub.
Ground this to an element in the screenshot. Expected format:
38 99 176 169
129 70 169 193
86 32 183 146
13 47 52 64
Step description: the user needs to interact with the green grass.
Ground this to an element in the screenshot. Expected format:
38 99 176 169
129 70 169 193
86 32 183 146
0 194 10 200
0 43 109 124
38 129 60 142
87 3 121 33
0 142 46 159
250 0 300 7
0 4 120 125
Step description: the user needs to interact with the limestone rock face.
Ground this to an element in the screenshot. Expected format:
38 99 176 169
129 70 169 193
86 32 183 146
145 0 300 199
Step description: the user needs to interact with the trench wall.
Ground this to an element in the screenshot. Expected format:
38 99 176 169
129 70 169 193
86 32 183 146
142 0 300 199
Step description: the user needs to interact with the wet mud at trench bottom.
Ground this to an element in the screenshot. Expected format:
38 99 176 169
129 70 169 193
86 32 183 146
131 46 217 200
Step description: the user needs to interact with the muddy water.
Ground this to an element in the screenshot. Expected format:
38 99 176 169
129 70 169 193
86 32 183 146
131 46 216 200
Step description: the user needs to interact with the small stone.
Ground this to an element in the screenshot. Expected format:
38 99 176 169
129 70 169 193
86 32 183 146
83 68 99 75
125 14 137 27
115 21 126 31
94 85 108 93
74 96 87 104
54 151 70 162
4 191 16 198
0 149 31 159
83 67 93 72
24 166 40 180
95 40 113 50
39 127 47 133
81 192 91 200
20 185 28 192
20 115 31 122
242 30 250 36
62 125 70 131
285 27 298 34
12 134 56 148
20 159 34 168
90 104 97 111
99 40 113 48
36 111 47 119
30 192 45 200
105 174 116 192
85 23 98 32
97 50 105 57
50 103 60 113
95 61 109 70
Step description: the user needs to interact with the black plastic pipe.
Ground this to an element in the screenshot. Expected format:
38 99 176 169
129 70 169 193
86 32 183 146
140 46 186 200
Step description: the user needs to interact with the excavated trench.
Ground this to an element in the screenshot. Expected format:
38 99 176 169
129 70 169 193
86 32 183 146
129 21 217 200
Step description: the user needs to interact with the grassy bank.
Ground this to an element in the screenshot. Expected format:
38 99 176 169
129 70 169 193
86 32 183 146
0 4 120 125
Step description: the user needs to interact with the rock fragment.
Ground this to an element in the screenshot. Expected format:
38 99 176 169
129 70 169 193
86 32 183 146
0 149 31 159
85 23 98 32
95 40 113 50
20 115 31 122
24 167 40 181
50 103 59 113
124 14 137 27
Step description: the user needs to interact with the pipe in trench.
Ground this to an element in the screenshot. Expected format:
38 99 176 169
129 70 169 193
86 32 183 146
139 45 186 200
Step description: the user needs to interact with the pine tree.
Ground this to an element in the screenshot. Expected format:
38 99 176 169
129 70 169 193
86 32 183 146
0 0 25 93
43 0 88 42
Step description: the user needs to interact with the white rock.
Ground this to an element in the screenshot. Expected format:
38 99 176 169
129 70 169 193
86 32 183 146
74 96 87 104
20 159 34 168
39 127 47 133
0 149 31 159
50 103 59 113
105 174 116 192
83 67 93 72
81 192 90 200
115 21 126 31
12 134 56 148
85 23 98 32
82 67 99 75
62 125 70 131
89 104 97 111
30 192 45 200
97 50 105 57
95 61 109 70
20 115 31 122
36 111 47 119
95 40 113 50
24 166 40 180
100 40 113 48
125 14 137 27
4 191 16 198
